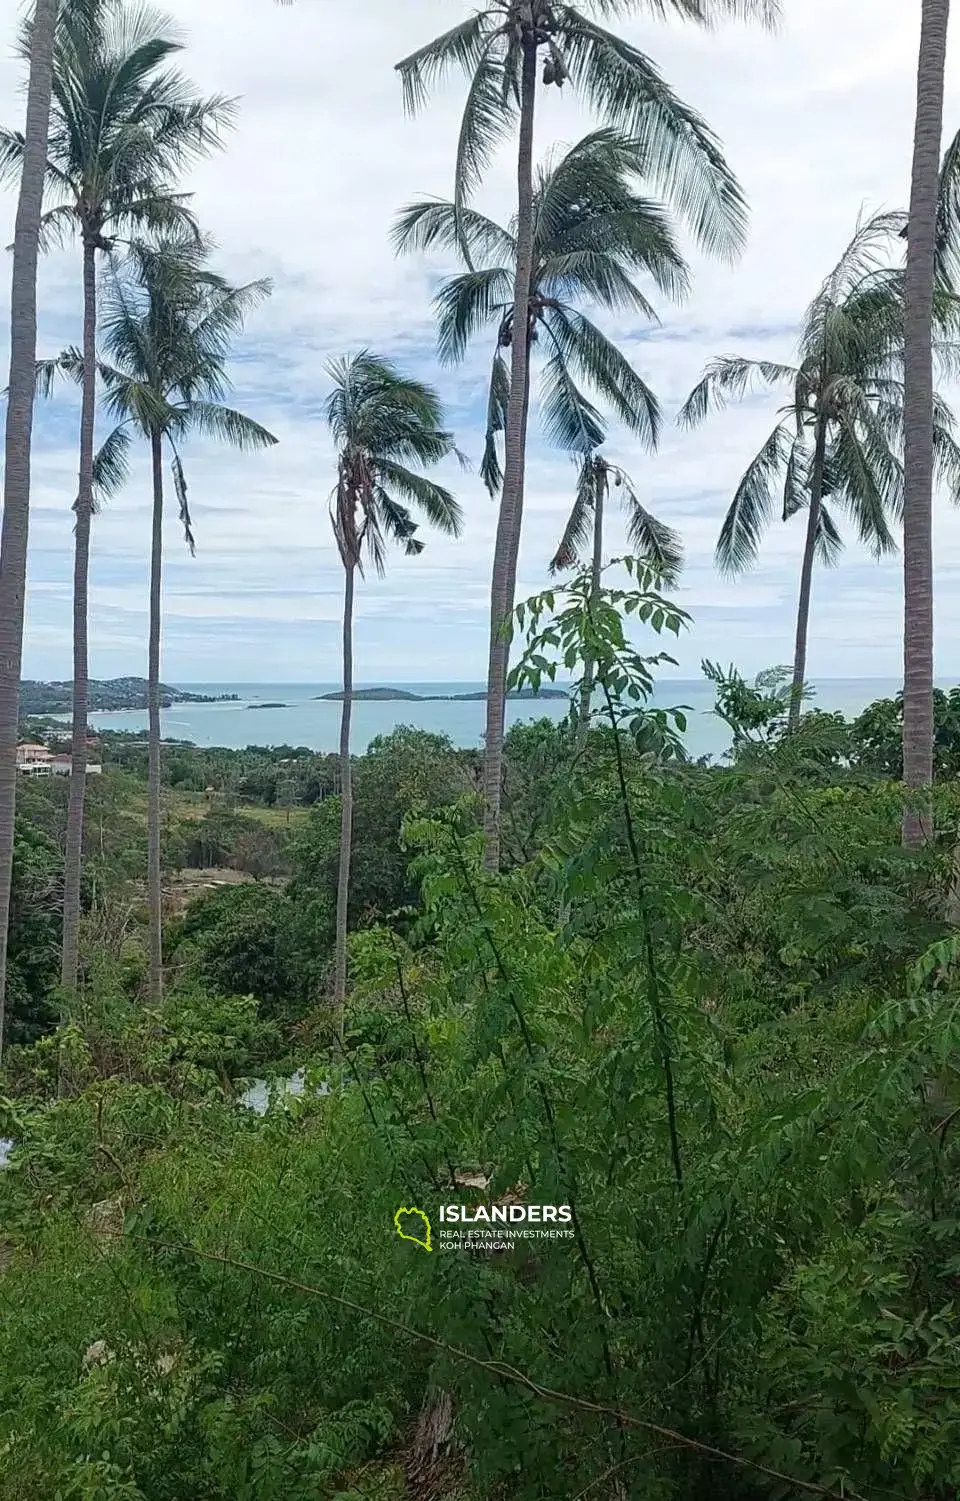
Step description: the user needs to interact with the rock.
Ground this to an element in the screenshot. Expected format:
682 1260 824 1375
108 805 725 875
82 1339 114 1370
84 1198 123 1240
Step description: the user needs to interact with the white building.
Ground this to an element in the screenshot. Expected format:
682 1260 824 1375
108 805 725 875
16 743 101 776
16 743 53 775
50 754 102 776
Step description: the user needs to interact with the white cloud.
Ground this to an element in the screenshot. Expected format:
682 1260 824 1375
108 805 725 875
1 0 958 683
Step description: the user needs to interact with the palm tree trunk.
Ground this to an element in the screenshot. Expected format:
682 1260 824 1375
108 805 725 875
577 467 604 742
902 0 950 847
788 416 827 731
333 559 355 1036
481 27 538 872
0 0 58 1063
60 235 98 992
147 430 164 1004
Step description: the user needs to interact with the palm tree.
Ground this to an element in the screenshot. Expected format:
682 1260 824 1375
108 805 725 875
0 0 235 994
323 353 463 1028
396 0 779 870
0 0 59 1063
679 211 960 731
395 129 688 489
86 237 275 1001
550 451 683 733
902 0 951 847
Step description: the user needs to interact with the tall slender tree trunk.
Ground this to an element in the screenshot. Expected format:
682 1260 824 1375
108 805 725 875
577 464 604 742
333 559 355 1036
482 26 538 872
788 416 827 731
0 0 58 1064
60 235 97 992
902 0 950 847
147 430 164 1004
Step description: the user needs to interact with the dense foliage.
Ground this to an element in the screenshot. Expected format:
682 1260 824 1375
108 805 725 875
3 571 960 1500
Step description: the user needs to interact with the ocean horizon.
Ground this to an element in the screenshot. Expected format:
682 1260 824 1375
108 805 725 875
54 675 937 761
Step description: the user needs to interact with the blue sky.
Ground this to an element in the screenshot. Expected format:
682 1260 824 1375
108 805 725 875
2 0 960 684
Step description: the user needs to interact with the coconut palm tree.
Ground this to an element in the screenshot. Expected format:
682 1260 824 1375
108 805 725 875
679 211 960 731
396 0 779 870
902 0 951 847
78 237 275 1001
324 353 463 1028
0 0 235 994
550 451 682 733
395 129 688 492
0 0 58 1062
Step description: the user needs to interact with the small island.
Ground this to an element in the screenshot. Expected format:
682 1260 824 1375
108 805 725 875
20 677 239 716
315 686 569 703
247 702 288 710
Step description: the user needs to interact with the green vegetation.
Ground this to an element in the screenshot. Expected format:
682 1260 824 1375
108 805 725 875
4 574 960 1499
19 678 238 715
1 0 959 1497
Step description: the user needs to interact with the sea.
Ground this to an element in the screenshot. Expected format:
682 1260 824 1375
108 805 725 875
65 677 920 762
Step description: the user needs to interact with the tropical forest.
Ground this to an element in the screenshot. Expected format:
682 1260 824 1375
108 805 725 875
2 1 960 1498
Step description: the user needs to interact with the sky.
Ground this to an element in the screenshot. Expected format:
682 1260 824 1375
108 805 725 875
2 0 960 685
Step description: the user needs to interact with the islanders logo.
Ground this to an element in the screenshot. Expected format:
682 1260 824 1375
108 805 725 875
394 1206 432 1252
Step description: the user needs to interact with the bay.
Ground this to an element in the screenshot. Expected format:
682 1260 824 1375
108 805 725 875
69 677 915 761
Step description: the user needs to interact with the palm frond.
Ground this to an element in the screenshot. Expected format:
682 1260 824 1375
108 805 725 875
540 250 660 317
814 499 844 566
392 198 516 266
34 356 69 400
781 433 811 520
395 13 492 115
716 419 792 574
433 267 512 365
620 479 684 582
36 202 79 251
481 350 510 496
169 443 196 555
185 402 277 452
532 127 690 300
801 211 906 364
454 42 517 213
678 355 796 427
539 350 607 453
933 418 960 505
936 125 960 293
829 410 899 557
560 13 747 260
376 460 463 536
369 489 421 574
550 457 596 573
543 303 660 447
325 352 450 461
92 423 132 501
0 126 24 186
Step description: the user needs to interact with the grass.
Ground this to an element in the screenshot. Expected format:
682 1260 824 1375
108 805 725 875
163 788 310 829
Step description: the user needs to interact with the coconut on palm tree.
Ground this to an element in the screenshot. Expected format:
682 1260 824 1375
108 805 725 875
902 0 951 846
396 0 778 870
550 450 683 734
323 353 463 1028
0 0 235 993
84 235 275 1002
679 210 960 731
0 0 58 1061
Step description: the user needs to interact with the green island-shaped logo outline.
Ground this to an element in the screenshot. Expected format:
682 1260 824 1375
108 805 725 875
394 1206 432 1252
